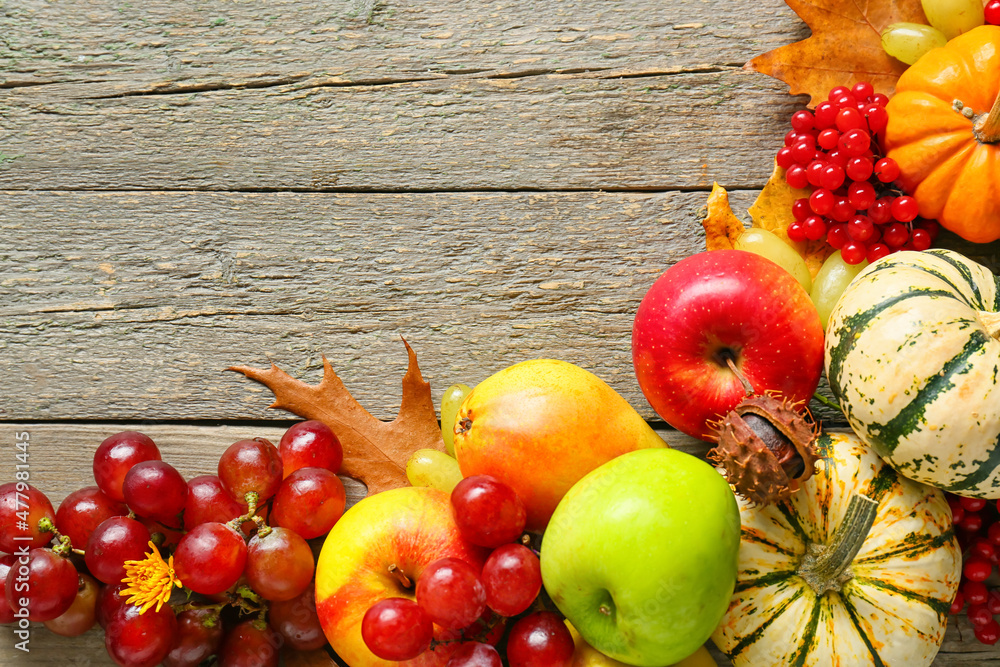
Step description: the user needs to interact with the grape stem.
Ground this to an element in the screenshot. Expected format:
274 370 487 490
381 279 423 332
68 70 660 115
227 491 271 538
974 90 1000 144
37 517 75 556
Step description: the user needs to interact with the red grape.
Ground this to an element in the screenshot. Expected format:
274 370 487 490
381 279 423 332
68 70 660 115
44 572 99 637
163 608 224 667
279 420 344 477
97 581 130 630
55 486 127 550
416 557 487 629
482 543 542 617
448 642 503 667
105 602 178 667
218 438 283 503
268 585 327 651
218 620 281 667
94 432 161 502
271 467 346 539
506 611 575 667
451 475 527 548
123 461 188 528
85 516 152 585
183 475 247 530
245 527 314 601
5 548 79 621
173 522 247 595
0 555 16 623
362 597 434 661
0 482 56 552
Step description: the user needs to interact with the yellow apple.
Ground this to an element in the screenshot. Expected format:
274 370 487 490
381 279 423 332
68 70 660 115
567 622 718 667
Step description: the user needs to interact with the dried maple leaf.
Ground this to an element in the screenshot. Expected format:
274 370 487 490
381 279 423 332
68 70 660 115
701 164 834 279
702 182 746 250
228 338 444 496
748 0 927 107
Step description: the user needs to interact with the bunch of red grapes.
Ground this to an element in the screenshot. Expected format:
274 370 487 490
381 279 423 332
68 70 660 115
0 420 346 667
362 475 574 667
777 80 940 265
947 495 1000 646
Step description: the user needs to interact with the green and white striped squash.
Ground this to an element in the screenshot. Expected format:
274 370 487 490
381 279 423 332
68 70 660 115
825 249 1000 496
712 431 960 667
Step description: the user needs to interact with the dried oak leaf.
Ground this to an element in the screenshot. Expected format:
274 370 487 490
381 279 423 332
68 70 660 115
701 164 834 279
228 338 444 497
748 0 927 108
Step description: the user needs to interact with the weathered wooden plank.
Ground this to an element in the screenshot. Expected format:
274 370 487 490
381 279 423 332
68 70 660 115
0 188 741 422
0 422 993 665
0 0 805 93
0 71 800 191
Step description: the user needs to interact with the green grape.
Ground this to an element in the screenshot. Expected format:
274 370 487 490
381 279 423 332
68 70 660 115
921 0 984 39
406 448 464 493
734 228 812 293
881 22 948 65
810 251 869 331
440 383 472 457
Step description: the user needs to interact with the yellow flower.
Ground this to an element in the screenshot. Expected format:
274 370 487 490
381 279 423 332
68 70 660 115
119 541 183 613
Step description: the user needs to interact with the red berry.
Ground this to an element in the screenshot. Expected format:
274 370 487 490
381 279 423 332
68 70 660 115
806 160 828 188
962 497 989 513
950 590 966 615
915 218 940 242
869 197 894 224
832 92 855 109
776 147 795 169
989 589 1000 615
792 198 811 222
974 539 997 562
786 221 807 243
851 81 874 102
826 149 848 167
864 104 889 134
960 511 984 533
791 110 814 132
847 216 875 243
986 0 1000 25
970 603 994 627
891 196 919 222
966 558 994 582
866 243 891 263
875 157 900 183
911 228 932 251
830 196 855 223
871 93 890 106
791 141 817 165
820 163 846 191
826 224 848 249
883 223 910 248
838 128 871 156
809 189 834 216
976 619 1000 645
814 101 839 128
803 215 828 242
835 107 865 132
828 85 852 102
817 128 840 150
841 241 867 265
845 156 874 182
785 165 809 190
847 181 876 210
966 580 990 606
990 520 1000 546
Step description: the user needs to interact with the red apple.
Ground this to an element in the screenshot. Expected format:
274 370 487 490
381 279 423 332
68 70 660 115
632 249 824 440
315 487 491 667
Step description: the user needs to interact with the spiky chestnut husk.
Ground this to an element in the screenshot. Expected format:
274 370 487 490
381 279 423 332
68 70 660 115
708 393 820 507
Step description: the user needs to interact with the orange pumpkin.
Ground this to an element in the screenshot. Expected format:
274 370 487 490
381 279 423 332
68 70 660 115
884 26 1000 243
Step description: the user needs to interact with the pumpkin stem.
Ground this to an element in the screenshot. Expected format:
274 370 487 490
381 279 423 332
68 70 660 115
980 311 1000 340
974 90 1000 144
797 493 878 595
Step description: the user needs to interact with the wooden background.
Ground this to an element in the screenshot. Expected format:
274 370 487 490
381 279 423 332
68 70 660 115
2 1 998 665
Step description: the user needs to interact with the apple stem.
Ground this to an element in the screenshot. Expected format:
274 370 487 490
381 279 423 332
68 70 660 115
797 493 878 595
724 357 755 397
388 564 412 589
598 604 612 616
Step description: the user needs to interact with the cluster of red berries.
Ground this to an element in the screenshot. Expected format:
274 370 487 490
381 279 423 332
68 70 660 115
777 80 939 265
986 1 1000 25
948 494 1000 645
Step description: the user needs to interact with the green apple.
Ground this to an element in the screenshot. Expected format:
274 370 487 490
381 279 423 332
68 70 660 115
540 448 740 667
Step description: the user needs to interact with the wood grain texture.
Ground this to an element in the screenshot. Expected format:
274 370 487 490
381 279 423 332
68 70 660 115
0 188 743 422
0 0 804 91
1 70 798 192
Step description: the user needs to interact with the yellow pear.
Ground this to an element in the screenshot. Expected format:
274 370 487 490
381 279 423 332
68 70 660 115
453 359 666 530
567 622 718 667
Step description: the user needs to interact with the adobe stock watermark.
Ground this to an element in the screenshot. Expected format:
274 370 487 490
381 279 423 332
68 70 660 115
10 430 32 652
